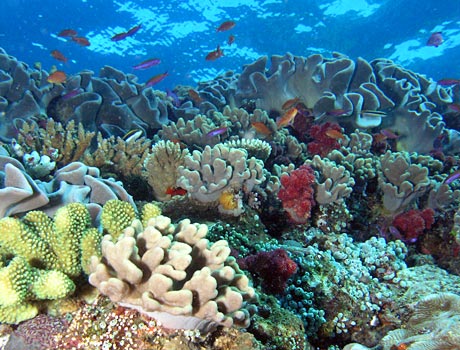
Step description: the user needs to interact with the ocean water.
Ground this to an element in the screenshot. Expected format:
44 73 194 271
1 0 460 89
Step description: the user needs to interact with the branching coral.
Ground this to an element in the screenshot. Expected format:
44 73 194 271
89 215 256 331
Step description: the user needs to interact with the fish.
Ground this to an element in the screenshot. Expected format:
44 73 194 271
444 169 460 184
447 103 460 113
122 129 143 142
427 32 444 47
111 24 142 42
165 186 187 196
188 89 203 104
127 24 142 36
61 88 82 100
282 97 300 110
380 129 399 139
228 34 235 45
437 78 460 86
361 110 387 118
217 20 236 32
276 107 298 128
47 70 67 84
325 129 344 140
58 29 77 37
325 108 351 117
166 89 181 107
206 45 224 61
132 58 161 70
50 49 68 63
206 127 228 138
71 36 90 46
144 72 168 88
251 122 272 136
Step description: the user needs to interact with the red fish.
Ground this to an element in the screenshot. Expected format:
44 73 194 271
427 32 444 47
228 34 235 45
206 127 228 138
437 78 460 86
188 89 203 104
144 72 168 88
251 122 272 136
276 107 298 128
132 58 161 70
325 129 344 140
47 70 67 84
71 36 90 46
282 97 300 110
58 29 77 37
206 45 224 61
217 21 235 32
165 186 187 196
50 49 68 63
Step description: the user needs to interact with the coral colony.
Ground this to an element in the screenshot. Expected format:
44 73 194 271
0 45 460 350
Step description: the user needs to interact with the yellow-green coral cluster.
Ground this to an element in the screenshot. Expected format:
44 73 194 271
0 203 101 324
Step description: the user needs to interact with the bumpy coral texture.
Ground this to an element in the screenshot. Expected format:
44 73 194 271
307 122 343 157
391 208 435 243
278 165 316 224
238 249 297 295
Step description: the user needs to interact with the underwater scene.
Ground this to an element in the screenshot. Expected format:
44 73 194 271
1 0 460 349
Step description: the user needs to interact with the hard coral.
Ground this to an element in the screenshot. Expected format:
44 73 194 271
307 122 343 157
278 164 316 224
238 249 297 295
391 208 435 243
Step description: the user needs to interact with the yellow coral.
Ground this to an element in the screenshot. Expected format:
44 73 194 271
101 199 137 240
219 190 239 210
141 202 162 227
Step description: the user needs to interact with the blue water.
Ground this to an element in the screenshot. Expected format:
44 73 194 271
1 0 459 90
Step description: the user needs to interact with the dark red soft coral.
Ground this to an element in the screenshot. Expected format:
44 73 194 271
307 122 342 157
278 164 316 224
392 208 435 243
238 248 297 294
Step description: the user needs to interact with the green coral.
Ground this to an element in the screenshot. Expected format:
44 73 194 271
101 199 137 240
0 203 101 324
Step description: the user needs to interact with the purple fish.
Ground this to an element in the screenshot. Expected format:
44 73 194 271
444 169 460 184
132 58 161 70
166 89 181 107
111 32 129 41
127 24 142 36
61 88 82 100
206 127 228 138
427 32 444 47
437 78 460 86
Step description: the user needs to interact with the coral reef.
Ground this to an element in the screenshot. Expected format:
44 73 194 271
391 208 435 243
89 214 256 331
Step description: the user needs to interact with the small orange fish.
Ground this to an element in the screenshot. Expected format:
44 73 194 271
188 89 203 104
50 49 68 63
228 34 235 45
47 70 67 84
251 122 272 136
325 129 344 140
276 107 298 128
72 36 90 46
282 97 300 110
58 29 77 37
217 20 235 32
205 45 224 61
165 186 187 196
144 72 168 88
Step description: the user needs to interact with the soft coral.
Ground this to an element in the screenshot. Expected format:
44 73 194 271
392 208 435 243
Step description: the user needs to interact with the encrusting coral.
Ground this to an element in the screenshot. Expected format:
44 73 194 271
0 203 101 324
89 213 256 332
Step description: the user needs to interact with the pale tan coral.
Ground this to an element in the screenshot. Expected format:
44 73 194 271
305 155 355 205
377 151 430 213
427 183 460 211
143 140 189 201
223 138 272 161
89 215 256 331
177 144 265 203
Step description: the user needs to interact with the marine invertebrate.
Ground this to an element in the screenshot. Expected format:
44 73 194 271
391 208 435 243
89 215 256 331
277 164 316 224
0 203 101 323
238 248 297 295
307 122 343 157
100 199 137 241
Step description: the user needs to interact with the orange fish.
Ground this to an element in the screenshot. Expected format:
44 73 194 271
47 70 67 84
188 89 203 104
282 97 300 110
276 107 298 128
58 29 77 37
205 45 224 61
228 34 235 45
325 129 344 140
50 49 68 63
251 122 272 136
72 36 90 46
165 186 187 196
217 20 235 32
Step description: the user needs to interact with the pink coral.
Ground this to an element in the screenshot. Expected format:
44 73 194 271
391 208 435 243
238 248 297 294
307 122 342 157
278 164 316 224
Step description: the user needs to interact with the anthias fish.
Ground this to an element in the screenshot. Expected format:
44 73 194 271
58 29 77 37
217 20 235 32
144 72 168 88
111 24 142 42
51 49 68 63
206 127 228 137
47 70 67 84
277 107 298 128
427 32 444 47
206 45 224 61
228 34 235 45
72 36 90 46
132 58 161 70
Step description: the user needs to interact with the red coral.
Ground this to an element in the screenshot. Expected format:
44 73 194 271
392 208 435 243
238 249 297 294
307 122 342 157
278 164 316 224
